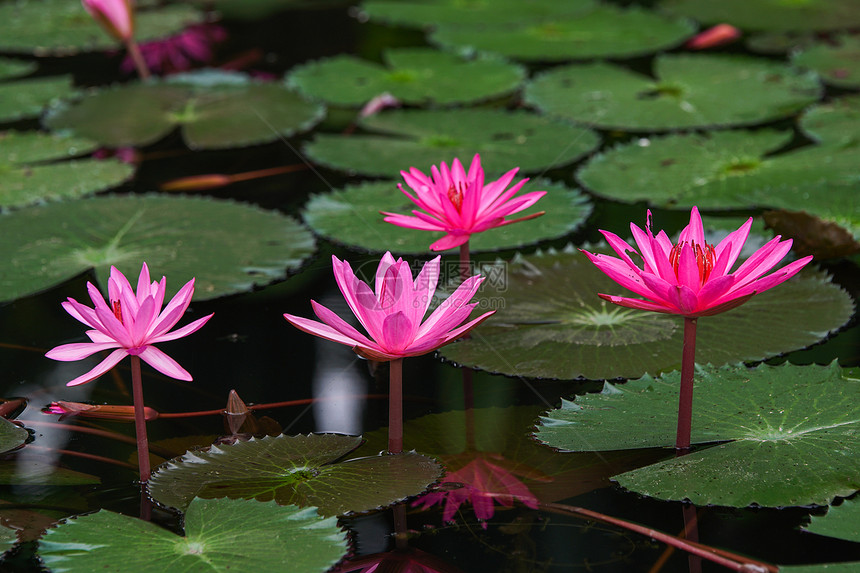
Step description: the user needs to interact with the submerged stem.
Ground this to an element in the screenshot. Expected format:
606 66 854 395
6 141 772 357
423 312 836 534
676 317 698 452
130 356 151 483
388 358 403 454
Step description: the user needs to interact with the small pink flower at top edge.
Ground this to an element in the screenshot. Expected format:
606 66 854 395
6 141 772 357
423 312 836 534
581 207 813 318
284 252 495 361
382 154 546 251
46 263 213 387
82 0 135 42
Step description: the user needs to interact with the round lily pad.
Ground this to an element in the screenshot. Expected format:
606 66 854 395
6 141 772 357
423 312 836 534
0 0 203 56
148 434 443 516
44 70 325 150
0 193 316 302
524 54 822 132
430 5 695 62
798 95 860 147
0 524 16 558
661 0 860 33
287 48 526 106
0 58 36 80
302 178 591 254
0 418 28 455
438 246 854 380
804 497 860 543
0 131 135 210
792 34 860 89
359 0 597 28
537 362 860 508
303 109 600 177
39 497 347 572
0 75 75 122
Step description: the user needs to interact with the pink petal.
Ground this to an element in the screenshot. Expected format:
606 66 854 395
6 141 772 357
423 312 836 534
149 313 213 343
46 341 121 361
65 348 128 387
308 301 376 348
380 311 414 352
284 312 368 349
94 306 134 348
381 212 445 232
678 206 705 245
137 346 192 381
149 278 195 338
430 233 470 251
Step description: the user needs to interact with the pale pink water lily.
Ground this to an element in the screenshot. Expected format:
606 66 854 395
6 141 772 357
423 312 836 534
284 252 494 361
46 263 213 386
82 0 135 42
582 207 813 318
382 154 546 251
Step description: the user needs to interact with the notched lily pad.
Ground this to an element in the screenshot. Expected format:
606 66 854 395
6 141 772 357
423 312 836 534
148 434 443 516
525 54 822 132
792 34 860 89
44 70 325 150
0 193 316 302
302 178 591 254
537 362 860 508
661 0 860 33
804 497 860 543
39 497 347 572
359 0 597 28
288 48 525 106
303 108 600 177
438 246 854 380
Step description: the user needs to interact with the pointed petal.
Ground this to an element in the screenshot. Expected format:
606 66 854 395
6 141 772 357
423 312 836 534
65 349 128 387
284 312 367 348
150 313 213 343
430 233 470 251
137 346 192 381
149 278 195 338
46 341 121 361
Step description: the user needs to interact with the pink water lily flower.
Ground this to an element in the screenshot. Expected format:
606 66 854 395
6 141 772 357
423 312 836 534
284 252 494 361
382 154 546 251
82 0 135 42
583 207 813 318
46 263 213 386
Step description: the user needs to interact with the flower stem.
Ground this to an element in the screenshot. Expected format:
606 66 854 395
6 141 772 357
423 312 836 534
130 356 151 483
388 358 404 454
676 317 698 452
125 38 151 80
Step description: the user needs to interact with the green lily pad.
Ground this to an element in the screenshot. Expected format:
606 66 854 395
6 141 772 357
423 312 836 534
792 34 860 89
746 32 814 55
0 418 28 455
0 193 315 302
438 246 854 380
524 54 822 132
0 460 99 486
302 178 591 254
781 563 860 572
0 131 135 210
0 75 75 122
0 58 36 80
0 524 16 558
44 70 324 150
805 497 860 543
430 5 695 62
537 362 860 507
798 95 860 147
303 109 600 177
148 434 443 516
359 0 596 28
38 497 347 572
287 48 525 106
661 0 860 32
0 0 203 56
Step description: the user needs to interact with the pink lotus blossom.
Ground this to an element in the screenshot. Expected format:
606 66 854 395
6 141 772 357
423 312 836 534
46 263 213 386
582 207 813 318
120 23 227 76
82 0 134 42
284 252 494 361
382 154 546 251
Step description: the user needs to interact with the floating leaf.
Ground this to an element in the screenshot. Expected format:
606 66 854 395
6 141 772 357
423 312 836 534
0 0 202 56
0 75 75 122
0 418 27 454
148 434 443 516
44 70 324 149
764 200 860 259
287 48 525 106
537 362 860 507
438 247 854 380
798 95 860 147
302 179 591 254
0 524 16 558
525 54 821 132
0 194 315 302
303 109 599 177
39 497 347 572
359 0 596 28
430 5 695 62
0 132 134 210
792 34 860 89
661 0 860 32
781 563 860 572
0 57 36 80
805 497 860 543
0 460 99 486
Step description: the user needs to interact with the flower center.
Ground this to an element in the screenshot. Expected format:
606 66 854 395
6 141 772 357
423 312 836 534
669 241 716 284
447 183 466 212
112 300 123 324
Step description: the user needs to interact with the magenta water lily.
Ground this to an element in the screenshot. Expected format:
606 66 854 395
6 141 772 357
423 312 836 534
383 154 546 251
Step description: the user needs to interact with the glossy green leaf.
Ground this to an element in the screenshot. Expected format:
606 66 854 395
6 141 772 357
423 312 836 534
0 194 315 302
287 48 525 106
792 34 860 89
0 524 16 558
148 434 443 516
431 5 695 62
781 563 860 572
302 178 591 254
438 246 854 380
0 418 28 455
0 0 202 55
0 460 99 486
538 362 860 507
0 76 75 122
38 497 347 572
44 70 324 149
798 95 860 147
359 0 596 28
303 109 600 177
0 132 134 210
661 0 860 32
0 58 36 80
804 497 860 543
525 54 821 132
